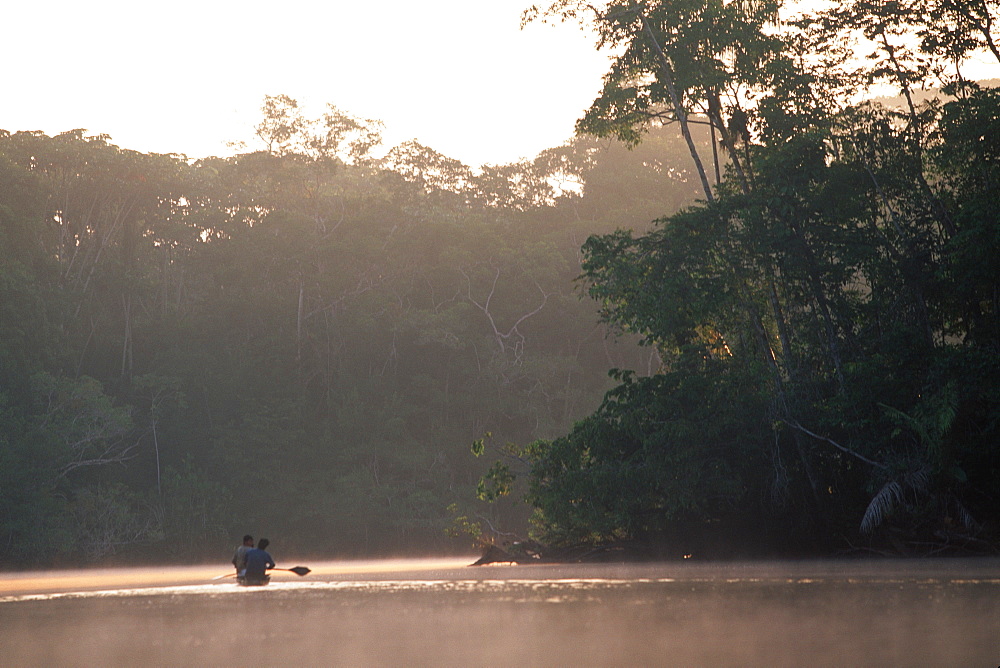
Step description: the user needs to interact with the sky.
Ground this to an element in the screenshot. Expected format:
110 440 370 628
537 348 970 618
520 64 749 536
2 1 612 167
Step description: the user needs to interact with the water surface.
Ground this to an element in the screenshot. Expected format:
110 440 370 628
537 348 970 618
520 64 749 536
2 558 997 666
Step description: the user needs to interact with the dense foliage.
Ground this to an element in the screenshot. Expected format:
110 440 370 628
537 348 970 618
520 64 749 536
482 0 1000 557
3 0 999 566
0 99 702 565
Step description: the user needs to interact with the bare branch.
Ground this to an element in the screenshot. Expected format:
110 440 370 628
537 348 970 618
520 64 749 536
781 418 889 469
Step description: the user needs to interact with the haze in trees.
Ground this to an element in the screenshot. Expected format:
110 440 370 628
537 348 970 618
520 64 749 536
0 97 684 564
2 0 998 564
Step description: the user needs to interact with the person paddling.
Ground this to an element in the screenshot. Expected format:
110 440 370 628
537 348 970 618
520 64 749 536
232 534 253 578
242 538 275 585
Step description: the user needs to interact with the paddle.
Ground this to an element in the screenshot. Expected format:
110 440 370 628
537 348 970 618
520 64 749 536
212 566 311 580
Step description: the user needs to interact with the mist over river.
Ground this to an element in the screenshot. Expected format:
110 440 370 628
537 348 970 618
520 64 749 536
2 557 998 666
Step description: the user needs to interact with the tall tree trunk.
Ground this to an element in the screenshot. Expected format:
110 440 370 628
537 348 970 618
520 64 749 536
121 293 133 379
637 12 716 203
705 89 752 195
877 28 957 238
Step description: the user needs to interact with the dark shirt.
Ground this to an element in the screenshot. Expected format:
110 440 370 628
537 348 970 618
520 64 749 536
232 545 251 571
244 547 275 579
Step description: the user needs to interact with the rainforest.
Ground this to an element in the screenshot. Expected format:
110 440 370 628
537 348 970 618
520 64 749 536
2 0 999 566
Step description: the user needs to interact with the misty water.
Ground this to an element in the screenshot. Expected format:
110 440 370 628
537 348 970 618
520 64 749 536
2 557 998 666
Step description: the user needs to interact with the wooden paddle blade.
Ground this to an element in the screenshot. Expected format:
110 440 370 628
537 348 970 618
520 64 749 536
289 566 311 576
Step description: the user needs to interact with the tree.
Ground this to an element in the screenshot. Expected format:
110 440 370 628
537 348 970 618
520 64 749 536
497 0 1000 556
526 0 784 200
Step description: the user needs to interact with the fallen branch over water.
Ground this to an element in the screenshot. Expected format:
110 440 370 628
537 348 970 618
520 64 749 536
470 541 625 566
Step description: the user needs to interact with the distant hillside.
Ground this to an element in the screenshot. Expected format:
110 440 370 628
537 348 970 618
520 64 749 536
875 78 999 107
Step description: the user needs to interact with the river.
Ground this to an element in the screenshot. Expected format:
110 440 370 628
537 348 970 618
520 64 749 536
2 557 998 666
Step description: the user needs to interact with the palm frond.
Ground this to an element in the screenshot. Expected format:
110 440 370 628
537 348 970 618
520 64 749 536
951 498 980 532
859 467 931 534
860 480 904 534
878 403 930 447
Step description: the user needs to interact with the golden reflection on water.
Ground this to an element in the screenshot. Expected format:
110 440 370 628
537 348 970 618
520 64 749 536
1 558 999 667
4 557 1000 597
0 557 476 597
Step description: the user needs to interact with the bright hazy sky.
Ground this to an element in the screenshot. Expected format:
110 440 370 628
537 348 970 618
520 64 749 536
2 1 611 167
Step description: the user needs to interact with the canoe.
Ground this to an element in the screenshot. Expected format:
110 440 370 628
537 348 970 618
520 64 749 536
236 575 270 586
